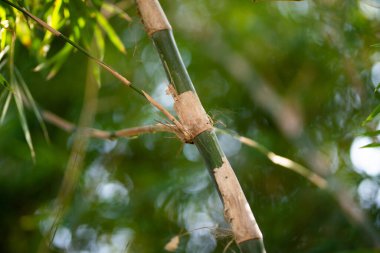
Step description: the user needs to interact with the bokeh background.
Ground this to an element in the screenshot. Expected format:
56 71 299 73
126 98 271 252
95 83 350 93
0 0 380 252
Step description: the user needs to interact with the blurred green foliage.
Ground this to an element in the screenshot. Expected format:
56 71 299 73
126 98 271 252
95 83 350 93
0 0 380 252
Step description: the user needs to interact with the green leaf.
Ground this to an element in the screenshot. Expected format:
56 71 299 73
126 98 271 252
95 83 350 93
101 2 132 22
40 0 64 56
94 26 105 59
0 45 9 62
362 103 380 125
15 68 49 142
13 83 35 161
96 13 126 54
361 130 380 137
360 142 380 148
375 82 380 93
0 73 10 88
0 90 11 124
34 43 72 79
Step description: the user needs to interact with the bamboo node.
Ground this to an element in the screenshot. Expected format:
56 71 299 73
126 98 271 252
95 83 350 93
136 0 172 36
173 91 213 141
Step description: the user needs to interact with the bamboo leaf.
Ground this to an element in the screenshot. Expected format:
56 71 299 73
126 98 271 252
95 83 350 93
96 12 126 54
0 72 11 124
46 55 66 80
0 27 7 51
0 45 9 62
40 0 64 57
13 83 36 161
94 26 105 59
50 0 63 30
0 72 9 88
15 68 49 142
101 2 132 22
361 130 380 137
362 104 380 125
0 90 11 124
0 7 8 50
361 142 380 148
15 12 32 47
375 83 380 93
34 43 72 78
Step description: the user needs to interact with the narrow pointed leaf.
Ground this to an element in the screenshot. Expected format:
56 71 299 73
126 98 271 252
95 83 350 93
0 45 9 61
363 104 380 125
361 130 380 137
34 43 72 77
102 2 132 21
361 142 380 148
375 83 380 93
13 83 36 161
96 13 126 54
15 68 50 142
0 90 11 123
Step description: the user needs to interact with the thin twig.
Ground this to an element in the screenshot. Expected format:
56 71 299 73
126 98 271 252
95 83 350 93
0 0 134 88
142 90 190 141
41 108 178 139
216 128 328 189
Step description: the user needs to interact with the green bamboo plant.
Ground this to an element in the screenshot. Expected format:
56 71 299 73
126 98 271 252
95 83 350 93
1 0 266 251
4 1 379 252
135 1 265 252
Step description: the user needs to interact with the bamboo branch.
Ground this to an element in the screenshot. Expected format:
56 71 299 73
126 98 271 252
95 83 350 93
42 105 326 190
41 109 178 139
217 129 328 189
42 107 327 190
136 1 266 252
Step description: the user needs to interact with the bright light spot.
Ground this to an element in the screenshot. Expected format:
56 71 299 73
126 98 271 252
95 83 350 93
96 182 128 202
360 1 380 20
357 179 380 208
111 229 133 251
96 229 133 253
84 162 110 189
182 210 216 253
38 215 54 235
102 140 118 153
153 81 174 108
183 144 200 162
350 137 380 176
42 44 50 55
76 224 97 240
52 227 72 250
1 20 9 28
277 1 310 17
183 170 209 194
371 62 380 87
218 133 242 157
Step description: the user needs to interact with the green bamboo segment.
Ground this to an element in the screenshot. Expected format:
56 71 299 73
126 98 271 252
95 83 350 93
240 240 266 253
152 30 195 94
193 130 224 169
136 1 266 252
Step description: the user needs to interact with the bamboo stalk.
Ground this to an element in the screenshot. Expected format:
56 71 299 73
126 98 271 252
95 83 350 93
136 1 266 252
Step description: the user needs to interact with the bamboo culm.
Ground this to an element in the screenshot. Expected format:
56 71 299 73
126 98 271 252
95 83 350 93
136 1 266 252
